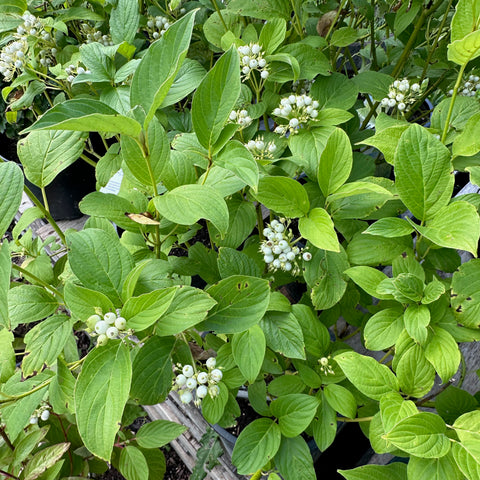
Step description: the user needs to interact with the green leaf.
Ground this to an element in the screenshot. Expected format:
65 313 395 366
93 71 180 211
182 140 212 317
451 259 480 328
192 47 240 151
392 273 424 303
23 443 70 480
385 412 451 458
9 80 45 111
407 452 464 480
67 229 134 305
351 71 393 102
304 246 349 310
227 0 292 20
0 0 26 15
394 124 454 221
136 419 187 448
259 18 286 54
121 117 169 188
64 282 115 322
346 232 413 266
310 73 359 110
153 185 229 236
364 307 405 351
411 201 480 256
312 391 337 451
131 336 175 404
334 351 399 400
344 266 393 300
363 218 414 238
324 384 357 418
331 26 360 46
232 325 266 383
327 181 394 220
394 0 421 35
453 410 480 450
22 99 142 136
202 276 270 334
0 328 15 382
425 326 461 383
122 288 176 331
231 418 282 475
299 208 339 252
254 176 310 217
380 392 418 433
201 382 229 424
49 358 76 414
259 311 305 360
77 42 115 83
216 140 259 189
404 304 430 345
75 341 132 461
274 436 316 480
0 162 23 240
110 0 140 44
338 463 408 480
0 242 11 329
22 315 74 377
156 286 216 336
162 59 206 108
119 446 149 480
130 11 196 128
275 43 330 80
8 285 59 329
452 112 480 158
288 126 334 178
451 441 480 480
361 125 410 165
396 344 435 397
448 30 480 65
17 130 86 188
217 247 261 278
436 386 479 424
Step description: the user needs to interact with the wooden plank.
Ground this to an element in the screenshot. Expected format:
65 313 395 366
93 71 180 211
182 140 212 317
144 393 246 480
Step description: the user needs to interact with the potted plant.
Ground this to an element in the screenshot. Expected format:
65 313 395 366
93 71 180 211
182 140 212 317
1 1 480 479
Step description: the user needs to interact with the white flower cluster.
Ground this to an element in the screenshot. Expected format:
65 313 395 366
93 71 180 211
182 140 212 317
81 23 114 46
245 137 277 162
260 218 311 275
145 16 170 40
272 94 319 135
228 108 252 128
380 78 423 113
292 79 312 94
86 311 129 346
29 405 51 424
318 356 335 376
448 74 480 97
237 43 269 81
65 64 91 83
173 357 222 406
0 39 28 81
16 11 45 37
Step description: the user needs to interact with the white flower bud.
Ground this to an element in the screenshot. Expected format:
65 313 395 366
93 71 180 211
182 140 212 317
183 365 194 377
262 246 272 255
312 100 319 109
29 416 38 425
40 410 50 421
289 118 299 128
147 20 154 28
115 317 126 330
302 252 312 261
104 312 116 324
176 374 187 386
268 144 276 153
286 251 296 261
397 102 406 111
273 108 281 115
251 44 261 54
180 391 193 403
229 110 237 120
260 70 269 79
95 320 108 334
211 369 223 382
272 259 281 268
197 372 208 384
255 140 265 150
106 326 119 339
258 58 267 68
284 262 292 271
186 377 197 389
249 58 258 68
264 254 274 264
206 357 216 369
242 66 250 75
263 227 272 236
209 385 220 397
288 95 296 104
310 110 318 118
387 98 396 107
196 385 208 398
411 83 420 91
395 93 404 101
152 32 160 39
97 334 108 346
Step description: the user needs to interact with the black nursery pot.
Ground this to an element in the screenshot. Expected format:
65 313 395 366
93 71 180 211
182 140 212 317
24 159 96 221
